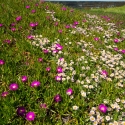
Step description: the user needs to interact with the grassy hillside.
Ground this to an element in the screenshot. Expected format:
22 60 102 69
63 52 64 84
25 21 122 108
0 1 125 124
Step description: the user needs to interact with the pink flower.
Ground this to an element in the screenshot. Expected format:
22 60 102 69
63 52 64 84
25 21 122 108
98 104 107 113
0 23 3 27
94 37 99 41
26 5 30 9
26 112 35 121
27 35 34 40
29 22 38 27
0 59 5 65
121 50 125 54
55 76 62 82
54 94 62 102
21 76 28 82
54 22 58 26
11 27 16 32
114 39 119 43
10 22 16 27
31 10 36 13
62 7 67 11
40 103 47 109
114 47 119 51
46 6 49 9
31 81 41 87
16 16 22 21
73 21 79 26
59 57 64 61
66 88 73 95
43 50 49 54
58 29 62 33
1 91 9 97
46 67 51 72
52 49 58 54
4 39 11 44
56 66 63 73
56 44 63 51
38 58 43 62
101 70 108 77
65 25 70 29
9 83 19 91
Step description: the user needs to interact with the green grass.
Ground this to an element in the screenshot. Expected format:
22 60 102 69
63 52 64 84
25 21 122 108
0 0 125 124
90 5 125 14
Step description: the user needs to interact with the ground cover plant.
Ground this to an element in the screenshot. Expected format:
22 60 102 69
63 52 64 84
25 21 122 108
0 0 125 124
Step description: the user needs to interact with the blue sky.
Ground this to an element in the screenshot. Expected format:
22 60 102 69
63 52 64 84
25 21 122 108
45 0 125 1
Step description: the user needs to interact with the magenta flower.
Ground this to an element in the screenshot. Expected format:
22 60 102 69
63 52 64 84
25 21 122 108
54 94 62 102
66 88 73 96
26 5 30 9
55 76 62 82
56 44 63 51
94 37 99 41
101 70 108 76
0 23 3 27
98 104 107 113
52 49 59 54
11 27 16 32
26 112 35 121
27 35 34 40
31 10 36 13
56 66 63 73
21 76 28 82
17 106 26 117
43 49 49 54
0 59 5 65
40 103 47 109
9 83 19 91
54 22 58 26
114 47 119 51
62 7 67 11
121 49 125 54
31 81 41 87
10 22 16 27
58 29 62 33
16 16 22 21
4 39 11 44
38 58 43 62
65 25 70 29
1 91 9 97
46 67 51 72
35 3 39 6
114 39 119 43
59 57 64 61
29 22 38 27
73 21 79 26
46 6 49 9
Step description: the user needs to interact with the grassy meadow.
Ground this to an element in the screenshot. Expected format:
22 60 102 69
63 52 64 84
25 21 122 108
0 0 125 124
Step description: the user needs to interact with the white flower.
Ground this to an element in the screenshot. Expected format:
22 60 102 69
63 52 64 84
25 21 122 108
81 81 84 84
89 85 94 89
113 121 118 125
105 116 110 121
90 116 95 122
86 79 91 83
81 90 86 97
116 98 120 103
83 85 88 88
72 105 79 110
89 110 95 115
